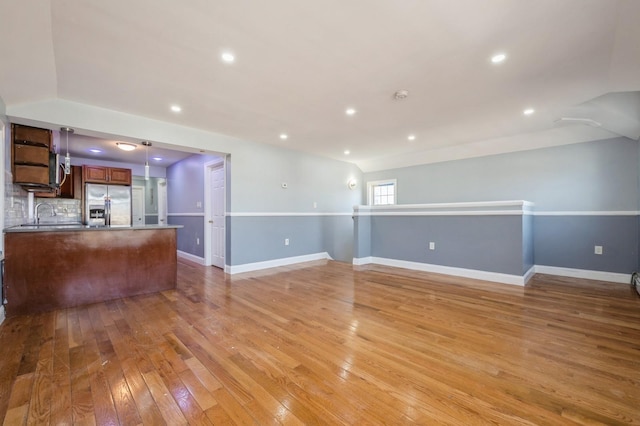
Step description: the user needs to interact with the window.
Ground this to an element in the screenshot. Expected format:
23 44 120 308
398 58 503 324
367 179 397 206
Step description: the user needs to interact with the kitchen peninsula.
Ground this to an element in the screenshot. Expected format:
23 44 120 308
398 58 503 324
3 225 180 317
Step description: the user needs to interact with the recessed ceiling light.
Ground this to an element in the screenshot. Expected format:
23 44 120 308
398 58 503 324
221 52 235 63
491 53 507 64
344 150 351 155
152 157 163 161
345 108 356 116
89 148 102 153
116 142 137 151
408 134 416 141
523 108 535 115
170 105 182 113
280 133 288 140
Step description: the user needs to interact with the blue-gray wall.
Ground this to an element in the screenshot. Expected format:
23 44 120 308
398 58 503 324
167 144 362 266
369 215 525 275
363 137 639 275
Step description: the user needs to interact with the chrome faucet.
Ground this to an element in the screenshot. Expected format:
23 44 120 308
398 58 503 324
35 202 57 224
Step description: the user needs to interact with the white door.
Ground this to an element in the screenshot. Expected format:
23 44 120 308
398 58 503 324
157 179 167 225
131 186 145 226
207 162 225 268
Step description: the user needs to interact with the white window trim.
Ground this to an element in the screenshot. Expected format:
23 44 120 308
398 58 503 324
366 179 397 206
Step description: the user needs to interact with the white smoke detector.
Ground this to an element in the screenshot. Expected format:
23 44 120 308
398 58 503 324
393 90 409 100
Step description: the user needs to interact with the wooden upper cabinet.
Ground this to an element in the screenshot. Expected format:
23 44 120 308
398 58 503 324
11 124 53 188
83 165 108 182
83 165 131 185
12 124 51 146
108 167 132 185
59 165 82 199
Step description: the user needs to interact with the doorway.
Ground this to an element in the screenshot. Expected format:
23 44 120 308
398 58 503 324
131 186 145 226
204 158 226 268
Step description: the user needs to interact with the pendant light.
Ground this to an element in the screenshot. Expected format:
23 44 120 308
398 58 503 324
60 127 74 175
142 141 152 180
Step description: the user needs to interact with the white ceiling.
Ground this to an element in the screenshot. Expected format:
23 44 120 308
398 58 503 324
1 0 639 172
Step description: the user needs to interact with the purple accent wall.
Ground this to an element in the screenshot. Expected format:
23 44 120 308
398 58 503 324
167 154 221 257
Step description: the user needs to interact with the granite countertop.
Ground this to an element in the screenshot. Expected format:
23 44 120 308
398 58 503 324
4 224 182 233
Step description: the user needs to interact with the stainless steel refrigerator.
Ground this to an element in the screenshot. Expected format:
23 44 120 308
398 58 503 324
84 184 132 227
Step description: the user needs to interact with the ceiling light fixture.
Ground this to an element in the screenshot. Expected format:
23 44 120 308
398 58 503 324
170 105 182 113
523 108 535 115
345 108 356 116
344 150 350 155
89 149 102 153
142 141 152 180
116 142 137 151
280 133 288 140
221 52 235 63
152 157 163 161
491 53 507 64
408 134 416 141
60 127 74 175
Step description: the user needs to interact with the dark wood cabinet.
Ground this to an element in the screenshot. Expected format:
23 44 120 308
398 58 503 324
82 165 131 185
59 165 82 199
11 124 53 188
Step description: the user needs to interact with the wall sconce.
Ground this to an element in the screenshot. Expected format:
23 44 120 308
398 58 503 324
348 179 357 190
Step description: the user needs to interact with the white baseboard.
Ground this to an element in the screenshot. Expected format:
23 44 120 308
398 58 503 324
534 265 631 284
0 306 5 326
353 256 527 286
352 256 373 266
177 250 205 265
226 252 332 275
353 257 631 285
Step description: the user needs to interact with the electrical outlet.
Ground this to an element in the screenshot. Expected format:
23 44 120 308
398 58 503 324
313 202 317 209
594 245 603 255
196 238 200 245
429 242 435 250
196 201 202 208
285 238 289 246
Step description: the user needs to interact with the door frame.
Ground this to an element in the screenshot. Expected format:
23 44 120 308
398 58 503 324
131 185 146 226
157 178 167 225
203 157 226 267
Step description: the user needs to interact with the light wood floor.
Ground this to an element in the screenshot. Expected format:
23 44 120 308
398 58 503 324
1 260 639 425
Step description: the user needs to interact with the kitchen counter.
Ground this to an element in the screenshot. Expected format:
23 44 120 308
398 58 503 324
4 223 182 233
3 225 179 317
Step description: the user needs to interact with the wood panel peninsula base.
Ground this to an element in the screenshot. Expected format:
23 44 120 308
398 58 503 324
3 226 179 317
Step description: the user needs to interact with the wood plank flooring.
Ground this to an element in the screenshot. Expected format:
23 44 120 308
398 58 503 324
1 259 639 425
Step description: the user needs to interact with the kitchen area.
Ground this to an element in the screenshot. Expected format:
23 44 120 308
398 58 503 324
2 124 182 318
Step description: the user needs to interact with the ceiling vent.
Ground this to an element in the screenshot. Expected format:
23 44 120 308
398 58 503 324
554 117 602 127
